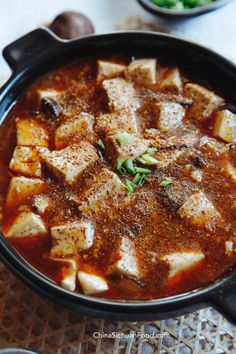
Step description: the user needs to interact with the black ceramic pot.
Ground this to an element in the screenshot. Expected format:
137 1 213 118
0 29 236 324
0 349 37 354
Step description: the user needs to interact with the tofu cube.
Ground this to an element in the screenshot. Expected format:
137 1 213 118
125 58 157 85
55 113 94 149
78 168 127 215
178 191 221 227
78 271 108 295
110 237 139 278
155 102 185 131
199 135 226 155
154 149 183 169
42 142 99 185
102 78 140 112
16 118 49 147
159 67 183 93
5 211 47 237
213 109 236 143
32 195 50 214
61 261 77 291
6 176 44 207
51 257 77 291
9 146 49 177
184 83 224 120
105 134 148 167
96 108 138 137
161 251 205 279
97 60 126 81
184 165 203 183
50 220 94 257
224 161 236 183
225 241 235 255
37 89 61 101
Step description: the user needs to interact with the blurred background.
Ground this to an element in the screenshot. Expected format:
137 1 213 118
0 0 236 79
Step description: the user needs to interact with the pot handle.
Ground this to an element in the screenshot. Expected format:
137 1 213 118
210 272 236 325
2 27 62 72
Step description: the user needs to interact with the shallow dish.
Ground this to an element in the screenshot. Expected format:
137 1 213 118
0 28 236 323
137 0 233 18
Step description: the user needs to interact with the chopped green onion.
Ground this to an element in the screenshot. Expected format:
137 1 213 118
145 129 153 135
97 150 103 159
133 173 142 184
137 157 149 165
116 132 133 146
138 174 147 187
120 166 128 175
97 139 105 150
117 159 122 171
134 167 151 174
147 147 157 155
124 159 135 175
159 178 173 187
141 154 159 165
133 173 148 188
150 0 213 10
116 160 127 175
125 179 135 193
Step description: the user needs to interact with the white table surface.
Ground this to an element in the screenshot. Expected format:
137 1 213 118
0 0 236 80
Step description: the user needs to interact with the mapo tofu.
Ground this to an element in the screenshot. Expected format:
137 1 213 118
0 55 235 300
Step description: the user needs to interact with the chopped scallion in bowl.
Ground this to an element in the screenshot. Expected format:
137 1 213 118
150 0 214 10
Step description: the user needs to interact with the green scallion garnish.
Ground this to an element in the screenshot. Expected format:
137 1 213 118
138 174 147 187
145 129 153 135
116 132 133 146
117 159 122 171
159 178 173 187
133 173 142 184
97 139 105 150
137 157 149 165
141 154 158 165
120 166 128 175
147 147 157 155
125 179 135 193
117 159 128 175
150 0 213 11
134 167 151 174
124 159 135 175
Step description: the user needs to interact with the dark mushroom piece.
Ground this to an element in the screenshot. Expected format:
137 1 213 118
49 11 94 40
189 152 206 168
41 97 62 118
109 274 146 291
